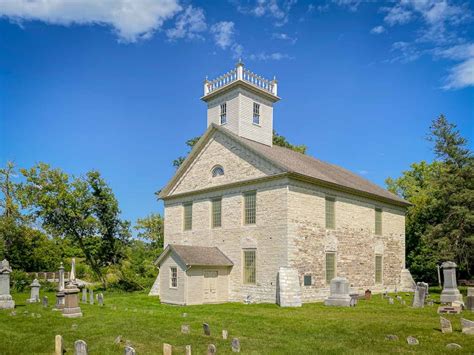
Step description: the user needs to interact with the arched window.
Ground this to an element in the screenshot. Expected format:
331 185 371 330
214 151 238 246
212 165 224 177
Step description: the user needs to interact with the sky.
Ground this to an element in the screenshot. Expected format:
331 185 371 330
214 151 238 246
1 0 473 227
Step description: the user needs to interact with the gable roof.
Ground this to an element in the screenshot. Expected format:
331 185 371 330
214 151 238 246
155 244 234 268
159 124 409 207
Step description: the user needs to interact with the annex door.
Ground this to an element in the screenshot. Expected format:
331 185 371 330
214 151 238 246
203 270 218 303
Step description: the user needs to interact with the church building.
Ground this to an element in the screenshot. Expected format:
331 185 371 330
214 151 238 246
151 61 411 306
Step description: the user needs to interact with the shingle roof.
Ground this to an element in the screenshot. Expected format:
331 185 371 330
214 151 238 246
156 244 234 267
214 124 409 206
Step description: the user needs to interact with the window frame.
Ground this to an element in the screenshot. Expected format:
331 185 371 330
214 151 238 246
375 208 382 235
325 196 336 229
375 254 383 284
243 191 257 225
242 249 257 285
211 165 224 177
183 202 193 231
211 197 222 228
304 274 312 286
325 252 336 285
253 102 260 125
169 266 178 289
220 102 227 125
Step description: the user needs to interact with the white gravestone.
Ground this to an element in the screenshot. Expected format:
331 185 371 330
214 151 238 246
440 261 463 304
74 340 87 355
0 259 15 309
55 263 65 310
412 282 428 308
27 278 41 303
324 277 351 307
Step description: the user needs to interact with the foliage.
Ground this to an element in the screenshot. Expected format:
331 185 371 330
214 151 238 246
10 270 32 292
134 213 164 248
386 115 473 281
0 161 21 220
172 136 202 169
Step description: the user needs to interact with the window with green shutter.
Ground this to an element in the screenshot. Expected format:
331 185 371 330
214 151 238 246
375 208 382 235
243 249 256 284
244 191 256 225
304 275 312 286
325 197 335 229
183 202 192 231
375 255 383 284
212 198 222 228
325 252 336 284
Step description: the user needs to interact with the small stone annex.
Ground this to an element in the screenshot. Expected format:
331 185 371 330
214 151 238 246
152 61 413 306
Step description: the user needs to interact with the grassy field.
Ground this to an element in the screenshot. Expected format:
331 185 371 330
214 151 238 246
0 289 473 354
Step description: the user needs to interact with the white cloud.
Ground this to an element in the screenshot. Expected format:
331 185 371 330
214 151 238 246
0 0 182 42
383 4 413 26
210 21 235 49
272 32 297 44
332 0 363 12
370 25 385 34
166 5 207 41
239 0 296 26
358 170 369 175
249 52 292 61
390 41 421 63
434 43 474 89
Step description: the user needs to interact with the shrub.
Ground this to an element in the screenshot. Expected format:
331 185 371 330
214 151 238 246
11 270 32 292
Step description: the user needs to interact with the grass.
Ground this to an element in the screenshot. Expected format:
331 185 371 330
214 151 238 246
0 289 473 354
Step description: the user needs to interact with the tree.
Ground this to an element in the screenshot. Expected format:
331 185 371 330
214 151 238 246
0 161 20 219
134 213 164 248
19 163 131 286
173 131 306 168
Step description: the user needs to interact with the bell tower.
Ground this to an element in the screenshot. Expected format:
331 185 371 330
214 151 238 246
201 60 280 146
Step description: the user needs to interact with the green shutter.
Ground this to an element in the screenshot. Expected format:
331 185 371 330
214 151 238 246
183 202 192 231
325 197 335 229
212 198 222 228
375 255 383 284
326 252 336 284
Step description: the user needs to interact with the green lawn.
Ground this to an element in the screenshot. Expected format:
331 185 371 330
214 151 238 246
0 290 473 354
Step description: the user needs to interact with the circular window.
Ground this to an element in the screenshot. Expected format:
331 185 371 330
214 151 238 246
211 165 224 177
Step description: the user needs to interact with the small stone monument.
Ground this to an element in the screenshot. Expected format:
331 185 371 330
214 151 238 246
324 277 351 307
55 335 64 355
63 260 82 318
440 261 462 303
185 345 192 355
181 324 190 334
440 317 452 333
27 278 41 303
231 338 241 352
276 266 302 307
446 343 462 350
412 282 428 308
466 295 474 311
81 288 87 303
388 297 394 305
207 344 216 355
124 346 136 355
42 295 48 308
203 323 211 336
0 259 15 309
55 262 65 311
461 318 474 334
98 293 104 306
163 343 172 355
222 329 228 339
74 340 88 355
364 289 372 300
406 336 419 345
89 289 94 305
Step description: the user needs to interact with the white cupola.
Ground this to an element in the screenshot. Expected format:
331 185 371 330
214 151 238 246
201 60 280 146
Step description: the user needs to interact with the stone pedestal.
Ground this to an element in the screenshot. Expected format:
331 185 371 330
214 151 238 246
0 259 15 310
27 278 41 303
400 269 416 292
62 283 82 318
324 277 351 307
440 261 463 304
276 267 302 307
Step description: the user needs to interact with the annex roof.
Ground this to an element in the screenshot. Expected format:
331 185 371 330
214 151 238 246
155 244 234 268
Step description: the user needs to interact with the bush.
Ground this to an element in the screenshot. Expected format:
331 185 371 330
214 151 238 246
11 270 32 292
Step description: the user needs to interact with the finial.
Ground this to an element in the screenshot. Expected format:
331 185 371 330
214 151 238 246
236 58 244 67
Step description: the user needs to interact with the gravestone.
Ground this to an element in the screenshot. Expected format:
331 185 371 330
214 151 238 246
203 323 211 336
63 281 82 318
412 282 428 308
185 345 192 355
0 259 15 309
440 261 463 303
74 340 88 355
181 324 190 334
114 336 122 345
70 258 77 284
406 336 419 345
276 267 302 307
55 335 64 355
231 338 241 352
27 278 41 303
182 312 188 318
468 287 474 297
440 317 452 333
163 343 172 355
124 346 136 355
461 318 474 335
55 263 65 311
89 289 94 305
222 329 228 339
207 344 216 355
385 335 398 341
42 296 48 308
466 296 474 311
98 293 104 306
349 294 358 307
324 277 351 307
365 289 371 300
388 297 394 305
438 305 461 314
82 288 87 303
446 343 462 350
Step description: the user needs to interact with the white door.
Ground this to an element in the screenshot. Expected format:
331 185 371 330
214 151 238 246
203 270 218 302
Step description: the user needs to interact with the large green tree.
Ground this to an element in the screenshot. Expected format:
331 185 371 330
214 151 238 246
134 213 164 248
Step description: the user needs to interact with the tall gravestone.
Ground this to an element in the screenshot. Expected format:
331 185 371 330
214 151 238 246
440 261 463 304
55 262 65 311
0 259 15 309
27 278 41 303
62 260 82 318
412 282 428 308
89 289 94 305
324 277 351 307
81 288 87 303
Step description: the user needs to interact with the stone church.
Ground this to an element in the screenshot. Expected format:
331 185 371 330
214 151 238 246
151 61 412 306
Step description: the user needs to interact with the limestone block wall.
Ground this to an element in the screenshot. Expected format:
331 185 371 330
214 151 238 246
164 177 290 303
287 180 406 302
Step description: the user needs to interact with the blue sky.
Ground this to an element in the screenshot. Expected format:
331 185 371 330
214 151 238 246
1 0 473 226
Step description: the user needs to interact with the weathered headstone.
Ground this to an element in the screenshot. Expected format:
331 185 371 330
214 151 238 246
70 258 77 284
438 305 461 314
163 343 172 355
365 289 372 300
82 288 87 303
27 278 41 303
55 263 65 311
231 338 241 353
124 346 136 355
63 281 82 318
0 259 15 309
446 343 462 350
203 323 211 336
466 296 474 311
388 297 394 305
349 294 358 307
222 329 228 339
406 336 419 345
440 317 452 333
461 318 474 335
385 334 398 341
324 277 351 307
89 289 94 305
42 296 48 308
468 287 474 297
412 282 428 308
440 261 463 303
98 293 104 306
182 312 188 318
185 345 192 355
55 335 64 355
72 323 78 330
181 324 190 334
74 340 88 355
114 335 122 345
207 344 216 355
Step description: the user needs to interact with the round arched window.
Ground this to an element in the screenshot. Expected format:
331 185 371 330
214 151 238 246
212 165 224 177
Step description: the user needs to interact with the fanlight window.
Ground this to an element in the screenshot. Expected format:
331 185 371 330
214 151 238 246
212 166 224 177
